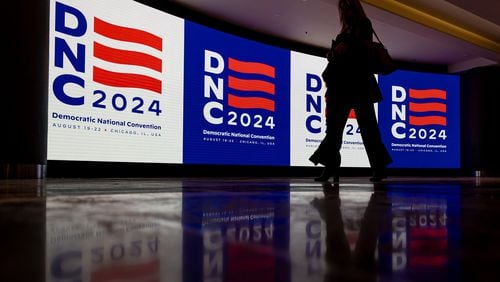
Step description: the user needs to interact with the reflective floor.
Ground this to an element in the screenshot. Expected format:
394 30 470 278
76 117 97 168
1 176 500 281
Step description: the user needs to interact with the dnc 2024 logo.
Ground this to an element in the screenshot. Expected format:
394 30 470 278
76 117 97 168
391 85 448 140
202 50 277 129
51 1 163 116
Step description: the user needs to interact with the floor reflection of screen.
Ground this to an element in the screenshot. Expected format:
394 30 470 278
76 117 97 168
182 184 291 282
46 192 184 282
379 186 460 281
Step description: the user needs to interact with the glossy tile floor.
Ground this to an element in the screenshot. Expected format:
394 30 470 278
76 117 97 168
1 176 500 281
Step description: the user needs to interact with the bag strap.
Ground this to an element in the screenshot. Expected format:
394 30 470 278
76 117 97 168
372 28 385 47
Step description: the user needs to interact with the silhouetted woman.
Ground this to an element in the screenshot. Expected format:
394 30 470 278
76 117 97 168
309 0 392 182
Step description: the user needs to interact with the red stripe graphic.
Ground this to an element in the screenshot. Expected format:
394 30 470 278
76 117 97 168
91 259 159 281
409 255 448 267
228 57 275 78
93 66 161 94
94 17 162 51
409 102 446 113
409 239 448 251
348 109 356 119
94 42 162 72
410 228 448 238
228 94 275 112
228 76 275 95
409 116 447 126
409 89 446 100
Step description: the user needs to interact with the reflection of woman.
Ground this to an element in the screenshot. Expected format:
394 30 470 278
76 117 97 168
309 0 392 182
311 183 389 281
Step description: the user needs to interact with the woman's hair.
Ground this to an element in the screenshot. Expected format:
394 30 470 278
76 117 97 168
338 0 367 32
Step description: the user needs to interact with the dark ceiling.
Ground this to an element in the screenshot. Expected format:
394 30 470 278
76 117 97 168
137 0 500 72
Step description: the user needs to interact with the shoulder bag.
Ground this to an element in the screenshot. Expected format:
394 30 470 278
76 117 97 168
368 30 397 75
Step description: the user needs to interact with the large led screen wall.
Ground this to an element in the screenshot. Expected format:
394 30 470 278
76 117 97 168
47 0 460 169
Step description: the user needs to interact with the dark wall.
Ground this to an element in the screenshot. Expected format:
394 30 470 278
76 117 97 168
1 0 49 165
461 65 500 175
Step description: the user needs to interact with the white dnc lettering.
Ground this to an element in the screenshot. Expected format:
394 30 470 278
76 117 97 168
204 50 225 125
391 85 406 139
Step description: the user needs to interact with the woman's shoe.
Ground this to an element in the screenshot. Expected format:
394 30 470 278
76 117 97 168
314 167 339 182
314 173 340 183
369 175 385 182
369 167 387 182
314 174 330 182
332 175 340 183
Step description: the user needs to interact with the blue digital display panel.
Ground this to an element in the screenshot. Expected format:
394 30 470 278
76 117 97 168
377 70 460 168
183 21 291 165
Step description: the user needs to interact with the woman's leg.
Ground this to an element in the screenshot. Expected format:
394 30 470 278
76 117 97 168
354 101 392 178
314 97 351 181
